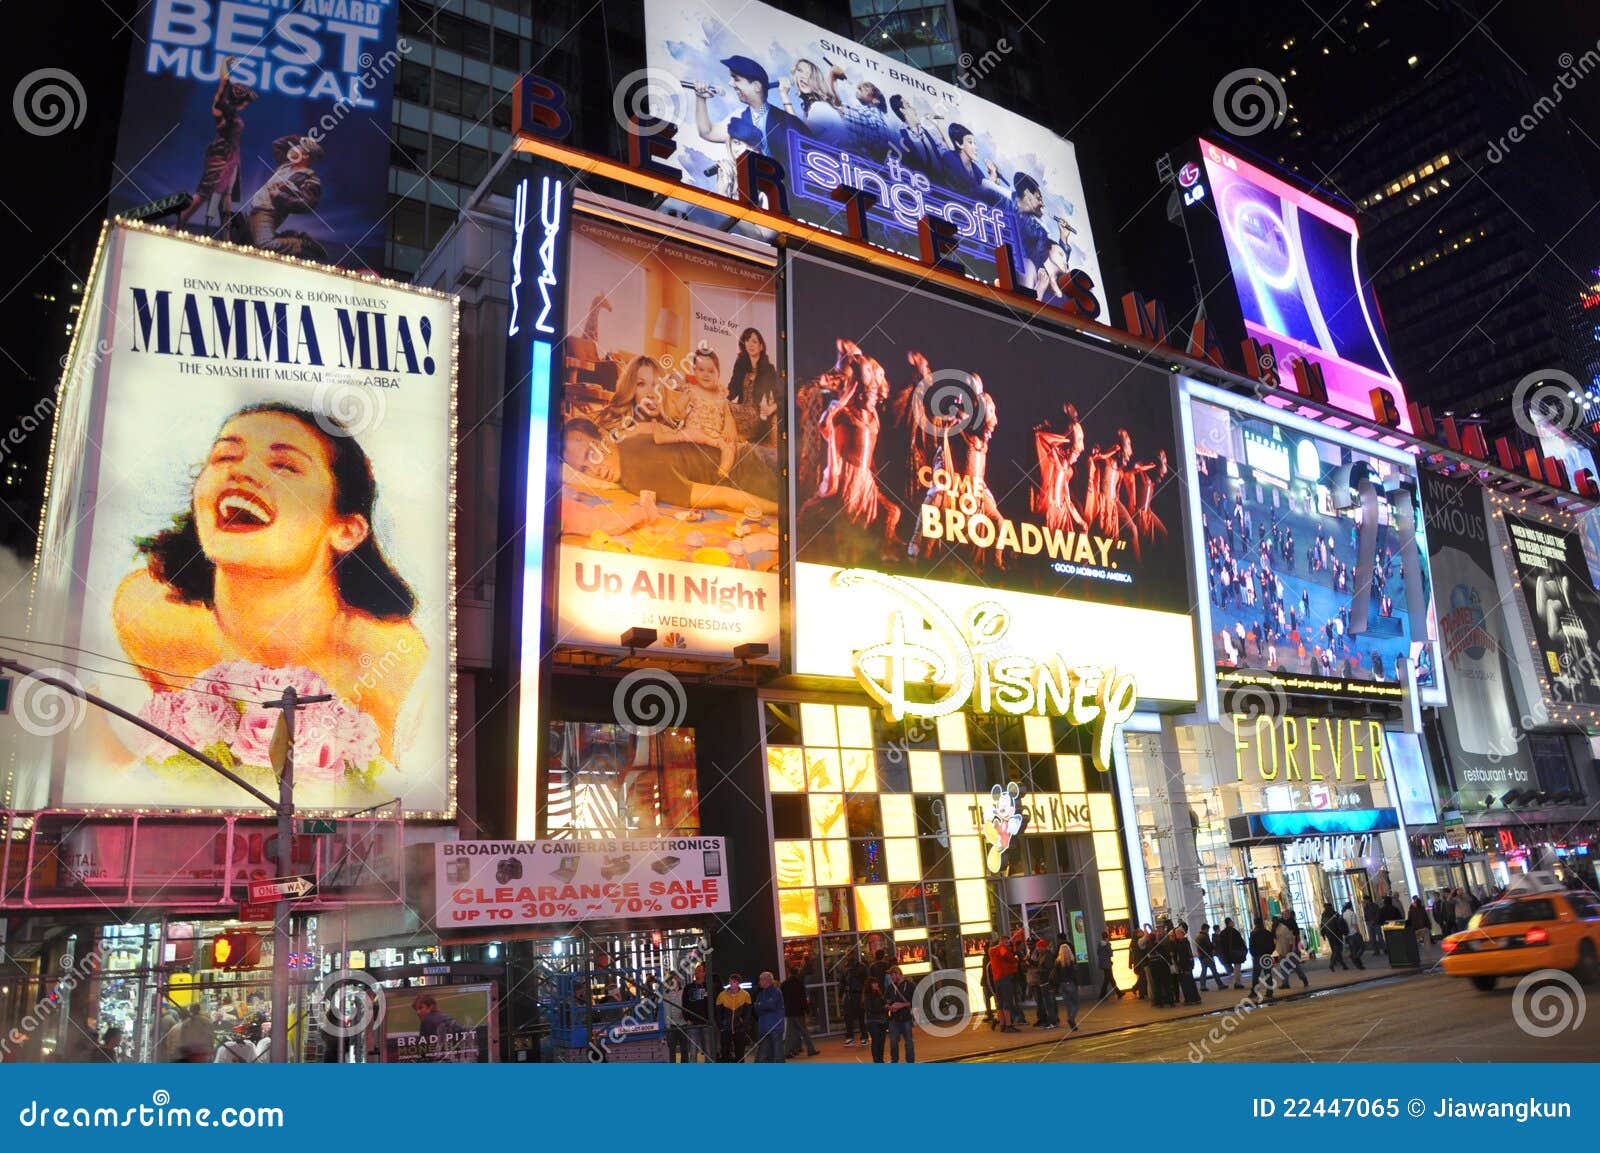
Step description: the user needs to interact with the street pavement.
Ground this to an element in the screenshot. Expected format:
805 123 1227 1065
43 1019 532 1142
791 957 1597 1063
962 971 1600 1063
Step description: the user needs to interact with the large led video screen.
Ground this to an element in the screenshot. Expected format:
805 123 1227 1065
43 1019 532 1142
1189 387 1439 702
1501 512 1600 707
643 0 1105 300
553 215 781 658
1195 141 1411 430
788 256 1197 704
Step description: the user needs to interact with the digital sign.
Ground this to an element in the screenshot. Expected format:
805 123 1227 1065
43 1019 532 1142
1187 383 1439 702
643 0 1105 298
1501 511 1600 707
790 256 1189 614
1421 473 1535 806
552 214 781 658
28 222 456 814
1186 141 1411 431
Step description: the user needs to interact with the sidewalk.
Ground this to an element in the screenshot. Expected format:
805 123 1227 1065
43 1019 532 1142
800 956 1434 1064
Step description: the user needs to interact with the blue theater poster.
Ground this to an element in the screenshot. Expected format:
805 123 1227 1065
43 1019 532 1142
643 0 1106 303
111 0 401 271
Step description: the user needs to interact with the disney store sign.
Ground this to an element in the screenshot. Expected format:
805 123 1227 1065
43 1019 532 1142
838 568 1137 772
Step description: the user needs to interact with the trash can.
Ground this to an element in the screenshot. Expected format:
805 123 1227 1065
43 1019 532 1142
1383 921 1419 968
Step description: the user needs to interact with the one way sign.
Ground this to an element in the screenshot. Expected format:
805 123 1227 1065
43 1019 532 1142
248 876 315 903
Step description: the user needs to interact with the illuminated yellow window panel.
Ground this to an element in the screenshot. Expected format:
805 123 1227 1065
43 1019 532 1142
1023 716 1053 754
780 888 818 938
1088 793 1117 831
800 703 838 748
814 839 851 886
935 713 969 751
900 960 932 976
808 793 846 839
806 748 842 793
956 878 990 922
944 793 978 837
960 921 992 934
836 706 873 749
964 953 984 969
854 884 892 931
767 746 806 793
841 748 876 793
1097 869 1127 910
1110 943 1134 989
896 926 928 941
1055 755 1085 793
880 793 915 837
886 838 921 881
951 835 985 879
965 968 985 1007
1092 832 1123 869
909 751 943 793
774 840 813 889
1103 906 1129 921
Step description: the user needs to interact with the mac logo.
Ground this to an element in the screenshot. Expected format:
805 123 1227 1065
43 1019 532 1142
507 179 528 338
534 175 563 336
507 175 565 339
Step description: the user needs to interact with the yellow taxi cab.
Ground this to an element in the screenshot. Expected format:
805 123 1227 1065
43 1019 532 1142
1441 875 1600 991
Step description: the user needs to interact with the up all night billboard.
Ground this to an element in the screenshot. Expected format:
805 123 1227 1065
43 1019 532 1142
786 255 1197 706
21 222 456 814
1185 380 1440 705
642 0 1105 300
111 0 402 271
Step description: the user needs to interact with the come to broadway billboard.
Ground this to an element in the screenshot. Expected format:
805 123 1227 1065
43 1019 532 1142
112 0 402 271
787 255 1197 704
643 0 1105 300
22 222 456 814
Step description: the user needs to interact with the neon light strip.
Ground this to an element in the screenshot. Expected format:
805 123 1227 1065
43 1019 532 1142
514 338 553 839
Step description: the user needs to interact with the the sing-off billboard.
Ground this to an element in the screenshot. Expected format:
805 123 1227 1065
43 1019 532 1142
1183 380 1441 705
112 0 402 270
643 0 1105 298
21 222 456 814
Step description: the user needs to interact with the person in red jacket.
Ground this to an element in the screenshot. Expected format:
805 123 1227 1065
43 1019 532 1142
987 934 1021 1034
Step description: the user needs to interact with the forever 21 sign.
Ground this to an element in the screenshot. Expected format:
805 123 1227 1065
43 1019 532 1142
1281 833 1373 866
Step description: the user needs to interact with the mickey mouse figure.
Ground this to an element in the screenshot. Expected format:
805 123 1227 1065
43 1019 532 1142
983 782 1029 872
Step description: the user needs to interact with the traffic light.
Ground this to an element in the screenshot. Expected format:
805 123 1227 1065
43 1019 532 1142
211 931 262 970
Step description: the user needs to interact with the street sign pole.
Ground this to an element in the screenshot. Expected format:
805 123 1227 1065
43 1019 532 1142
262 685 332 1064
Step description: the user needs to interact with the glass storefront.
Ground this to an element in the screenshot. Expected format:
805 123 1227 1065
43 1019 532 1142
761 699 1139 1032
1125 718 1416 944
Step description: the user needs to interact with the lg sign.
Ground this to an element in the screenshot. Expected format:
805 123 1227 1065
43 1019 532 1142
1178 162 1201 188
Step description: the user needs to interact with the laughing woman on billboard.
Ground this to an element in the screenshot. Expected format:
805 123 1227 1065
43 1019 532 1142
110 402 426 792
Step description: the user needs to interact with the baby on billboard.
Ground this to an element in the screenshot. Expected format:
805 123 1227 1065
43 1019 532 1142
108 399 431 801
